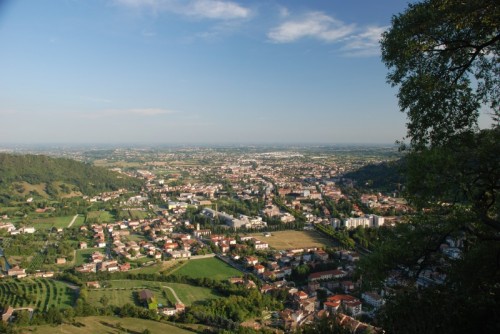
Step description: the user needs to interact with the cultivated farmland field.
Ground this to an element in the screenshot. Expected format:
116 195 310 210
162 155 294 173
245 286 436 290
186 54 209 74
22 316 195 334
249 230 337 250
0 278 75 310
171 257 241 280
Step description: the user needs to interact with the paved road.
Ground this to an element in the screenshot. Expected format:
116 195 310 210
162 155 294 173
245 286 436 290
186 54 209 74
67 214 79 228
189 253 216 260
163 286 182 304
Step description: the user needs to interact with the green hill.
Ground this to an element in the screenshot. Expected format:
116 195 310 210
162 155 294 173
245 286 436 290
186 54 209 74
343 158 406 192
0 153 142 202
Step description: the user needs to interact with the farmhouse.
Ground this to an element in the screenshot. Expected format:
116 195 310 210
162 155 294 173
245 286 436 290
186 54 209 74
138 289 157 310
7 266 26 278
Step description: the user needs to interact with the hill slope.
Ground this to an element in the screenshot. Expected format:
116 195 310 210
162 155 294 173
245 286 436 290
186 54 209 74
0 153 142 201
343 158 406 192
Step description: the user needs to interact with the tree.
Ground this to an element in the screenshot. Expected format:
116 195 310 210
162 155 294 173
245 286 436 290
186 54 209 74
381 0 499 148
358 1 500 333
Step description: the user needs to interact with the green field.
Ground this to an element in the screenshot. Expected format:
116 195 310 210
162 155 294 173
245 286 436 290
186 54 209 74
122 209 150 220
22 316 195 334
171 257 241 281
87 280 218 307
74 248 105 266
87 211 115 223
30 215 75 230
71 215 86 228
0 278 76 310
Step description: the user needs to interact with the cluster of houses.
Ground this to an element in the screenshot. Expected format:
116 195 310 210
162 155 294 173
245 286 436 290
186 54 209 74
0 222 35 235
75 251 130 273
226 245 387 331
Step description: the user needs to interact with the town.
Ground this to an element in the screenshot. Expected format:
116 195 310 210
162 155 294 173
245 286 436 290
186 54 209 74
0 145 463 333
0 147 410 331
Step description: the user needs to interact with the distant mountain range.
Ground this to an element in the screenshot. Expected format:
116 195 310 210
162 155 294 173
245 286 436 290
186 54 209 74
0 153 142 202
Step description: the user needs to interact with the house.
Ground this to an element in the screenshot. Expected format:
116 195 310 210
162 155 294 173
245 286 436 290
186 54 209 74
79 242 88 249
20 226 35 234
362 292 385 308
169 250 191 259
2 306 14 322
119 262 131 272
254 264 265 274
340 280 355 292
294 291 308 301
86 281 101 289
324 295 362 316
314 249 329 261
138 289 157 309
56 258 67 265
244 256 259 267
308 269 347 282
7 266 26 278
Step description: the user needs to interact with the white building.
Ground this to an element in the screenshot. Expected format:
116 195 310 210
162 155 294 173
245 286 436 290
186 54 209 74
341 215 384 229
362 292 385 308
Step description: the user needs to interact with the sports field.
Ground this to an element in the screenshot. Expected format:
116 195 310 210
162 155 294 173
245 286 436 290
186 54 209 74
249 230 336 250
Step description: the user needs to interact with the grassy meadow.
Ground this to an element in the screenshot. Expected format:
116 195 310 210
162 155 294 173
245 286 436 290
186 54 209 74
87 279 219 307
171 257 241 280
21 316 195 334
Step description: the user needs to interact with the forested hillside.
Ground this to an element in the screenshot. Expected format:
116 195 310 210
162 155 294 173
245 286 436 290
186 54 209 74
0 153 142 202
343 158 405 192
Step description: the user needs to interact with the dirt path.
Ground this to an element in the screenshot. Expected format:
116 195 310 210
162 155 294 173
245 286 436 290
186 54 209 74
163 286 182 304
68 214 79 228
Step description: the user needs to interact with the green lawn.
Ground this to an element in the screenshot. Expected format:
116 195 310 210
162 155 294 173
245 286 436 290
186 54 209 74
22 316 195 334
87 280 219 307
165 282 221 305
87 211 115 223
125 209 150 220
71 215 86 228
30 215 75 230
172 257 241 281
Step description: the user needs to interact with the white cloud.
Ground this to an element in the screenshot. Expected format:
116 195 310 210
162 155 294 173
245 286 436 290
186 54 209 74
341 26 387 57
187 0 250 19
114 0 251 20
268 12 354 43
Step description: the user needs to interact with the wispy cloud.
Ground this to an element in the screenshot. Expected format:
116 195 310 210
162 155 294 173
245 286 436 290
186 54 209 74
268 11 387 57
114 0 251 20
268 12 354 43
341 26 387 57
187 0 250 20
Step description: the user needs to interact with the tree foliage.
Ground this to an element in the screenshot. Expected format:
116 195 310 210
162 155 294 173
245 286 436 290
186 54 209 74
359 1 500 333
381 0 499 147
0 153 143 201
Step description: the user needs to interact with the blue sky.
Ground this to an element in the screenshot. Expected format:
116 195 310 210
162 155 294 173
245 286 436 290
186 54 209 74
0 0 412 145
